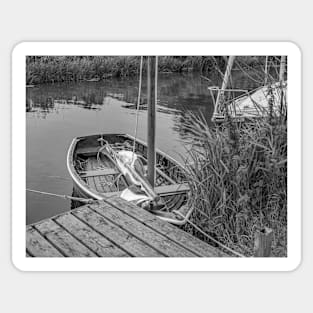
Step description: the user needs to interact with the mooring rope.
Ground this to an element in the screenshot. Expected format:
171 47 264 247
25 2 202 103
26 188 95 204
47 175 71 181
132 56 144 157
174 211 245 257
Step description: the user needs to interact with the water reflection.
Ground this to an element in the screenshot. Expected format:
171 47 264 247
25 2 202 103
27 71 266 138
26 71 270 223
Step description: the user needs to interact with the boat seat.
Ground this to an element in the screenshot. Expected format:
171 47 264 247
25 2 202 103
76 146 101 156
102 183 190 198
154 183 190 196
80 168 119 178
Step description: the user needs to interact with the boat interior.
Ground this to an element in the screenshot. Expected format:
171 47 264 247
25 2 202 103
72 134 189 212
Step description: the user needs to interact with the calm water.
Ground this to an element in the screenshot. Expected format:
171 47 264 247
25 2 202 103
26 72 260 224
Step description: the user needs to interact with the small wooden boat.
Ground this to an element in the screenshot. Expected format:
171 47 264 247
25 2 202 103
67 133 192 225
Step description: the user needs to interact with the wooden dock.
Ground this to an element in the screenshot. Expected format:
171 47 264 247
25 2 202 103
26 197 227 257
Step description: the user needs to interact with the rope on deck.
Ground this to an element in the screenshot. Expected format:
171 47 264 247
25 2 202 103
26 188 95 204
174 211 245 258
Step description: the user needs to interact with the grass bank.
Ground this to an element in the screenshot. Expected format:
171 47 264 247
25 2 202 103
182 113 287 257
26 56 272 85
26 56 215 85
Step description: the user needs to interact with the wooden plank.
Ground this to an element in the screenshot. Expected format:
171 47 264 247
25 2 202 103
154 183 190 196
76 146 99 156
105 197 227 257
85 158 98 192
26 226 63 257
34 220 97 257
90 203 197 257
73 206 163 257
55 213 129 257
80 168 119 178
97 156 118 192
100 183 190 199
89 157 112 193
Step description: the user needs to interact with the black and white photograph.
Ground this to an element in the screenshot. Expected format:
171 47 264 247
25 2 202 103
23 51 289 259
2 0 310 311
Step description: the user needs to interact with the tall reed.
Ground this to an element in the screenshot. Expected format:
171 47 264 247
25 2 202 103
182 112 287 257
26 56 142 84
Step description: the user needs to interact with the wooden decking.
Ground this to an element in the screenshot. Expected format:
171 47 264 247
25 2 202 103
26 197 227 257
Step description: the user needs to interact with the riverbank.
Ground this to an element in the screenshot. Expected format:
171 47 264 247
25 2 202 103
26 56 271 85
26 56 214 85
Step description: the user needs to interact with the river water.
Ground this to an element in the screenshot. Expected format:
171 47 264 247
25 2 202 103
26 72 260 224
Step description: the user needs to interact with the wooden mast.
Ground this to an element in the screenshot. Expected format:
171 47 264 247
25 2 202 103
147 56 157 187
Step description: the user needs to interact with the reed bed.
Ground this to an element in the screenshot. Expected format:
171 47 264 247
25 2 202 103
26 56 141 84
26 56 207 85
26 56 271 85
181 113 287 257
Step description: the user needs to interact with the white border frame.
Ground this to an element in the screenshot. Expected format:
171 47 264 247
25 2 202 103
12 42 301 271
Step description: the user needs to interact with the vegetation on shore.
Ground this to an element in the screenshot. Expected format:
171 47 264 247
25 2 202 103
26 56 221 85
182 112 287 257
26 56 276 85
